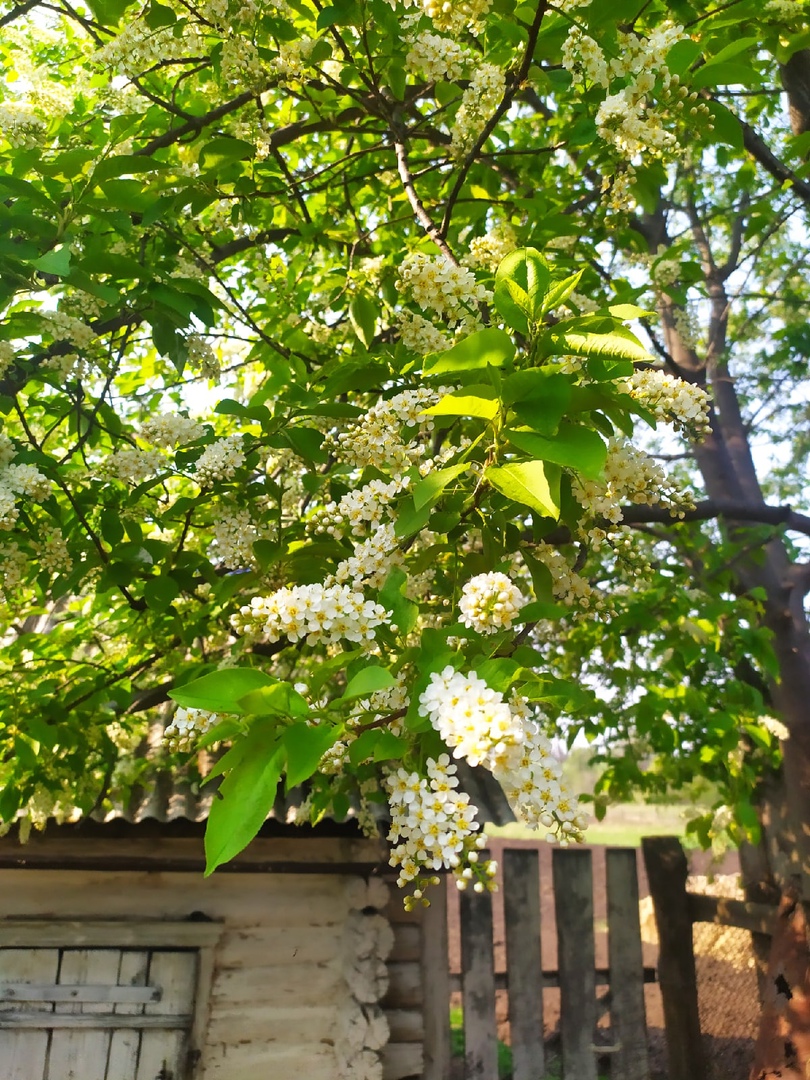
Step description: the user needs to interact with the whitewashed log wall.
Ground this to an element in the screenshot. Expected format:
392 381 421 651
0 864 403 1080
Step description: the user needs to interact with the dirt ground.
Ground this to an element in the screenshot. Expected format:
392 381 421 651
446 839 757 1080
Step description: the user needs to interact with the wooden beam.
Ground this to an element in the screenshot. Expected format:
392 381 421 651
503 848 544 1080
447 967 657 992
420 878 451 1080
553 848 598 1080
606 848 651 1080
687 893 778 936
0 921 224 948
0 1014 192 1030
459 876 498 1080
0 984 161 1004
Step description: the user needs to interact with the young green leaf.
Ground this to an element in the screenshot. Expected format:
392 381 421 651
342 666 397 700
170 668 278 713
283 722 340 789
423 327 515 375
486 460 560 519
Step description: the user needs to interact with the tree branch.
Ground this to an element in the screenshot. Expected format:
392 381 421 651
393 138 458 263
620 501 810 538
737 112 810 206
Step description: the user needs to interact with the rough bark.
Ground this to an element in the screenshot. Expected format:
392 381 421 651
639 199 810 1073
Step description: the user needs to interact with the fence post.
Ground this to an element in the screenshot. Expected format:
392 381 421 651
606 848 650 1080
459 866 498 1080
553 847 598 1080
641 836 705 1080
503 848 544 1080
421 875 451 1080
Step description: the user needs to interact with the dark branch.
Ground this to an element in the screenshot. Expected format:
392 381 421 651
737 113 810 206
620 501 810 538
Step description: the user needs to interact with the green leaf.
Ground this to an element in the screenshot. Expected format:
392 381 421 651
544 325 650 364
502 370 571 436
505 424 607 480
144 0 175 25
691 62 756 90
283 722 339 788
494 248 550 332
349 294 378 348
170 668 278 713
705 101 743 150
412 463 469 509
238 682 310 718
198 137 255 169
540 270 584 316
91 156 167 184
348 728 381 766
342 666 396 700
394 497 433 539
204 726 283 873
665 39 702 76
424 328 515 375
486 460 560 519
143 575 180 611
32 246 71 277
379 566 419 634
373 729 409 762
422 386 499 420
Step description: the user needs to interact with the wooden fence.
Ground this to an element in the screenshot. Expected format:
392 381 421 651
417 845 656 1080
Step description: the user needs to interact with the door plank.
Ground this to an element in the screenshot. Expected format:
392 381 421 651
0 947 59 1080
136 951 197 1080
47 948 120 1080
107 951 149 1080
0 984 160 1004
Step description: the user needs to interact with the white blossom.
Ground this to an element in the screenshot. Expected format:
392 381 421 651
458 571 525 634
194 436 245 485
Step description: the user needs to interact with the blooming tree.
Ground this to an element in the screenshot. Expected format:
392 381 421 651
2 0 810 1052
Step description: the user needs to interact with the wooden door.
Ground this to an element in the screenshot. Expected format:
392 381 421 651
0 946 198 1080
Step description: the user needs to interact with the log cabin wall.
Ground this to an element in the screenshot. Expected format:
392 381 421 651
0 832 404 1080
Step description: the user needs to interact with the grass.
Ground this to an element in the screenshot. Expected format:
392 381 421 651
450 1007 609 1080
489 802 696 848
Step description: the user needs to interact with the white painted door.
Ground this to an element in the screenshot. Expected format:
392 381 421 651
0 947 198 1080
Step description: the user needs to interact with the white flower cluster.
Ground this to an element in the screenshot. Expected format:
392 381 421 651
333 523 403 589
385 757 485 888
0 101 45 147
493 719 587 841
164 707 219 752
0 541 27 593
420 667 524 768
563 21 691 161
574 438 694 523
194 436 245 485
625 369 710 440
211 509 259 567
397 311 453 356
326 388 445 472
458 571 525 634
317 476 410 538
187 334 221 382
418 0 492 35
96 21 205 77
103 447 165 485
451 63 506 157
140 413 205 448
220 36 268 90
0 444 52 530
398 253 491 328
405 32 470 80
274 36 315 80
462 224 517 273
232 583 390 646
532 542 599 608
47 311 95 351
37 531 72 575
0 342 13 379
